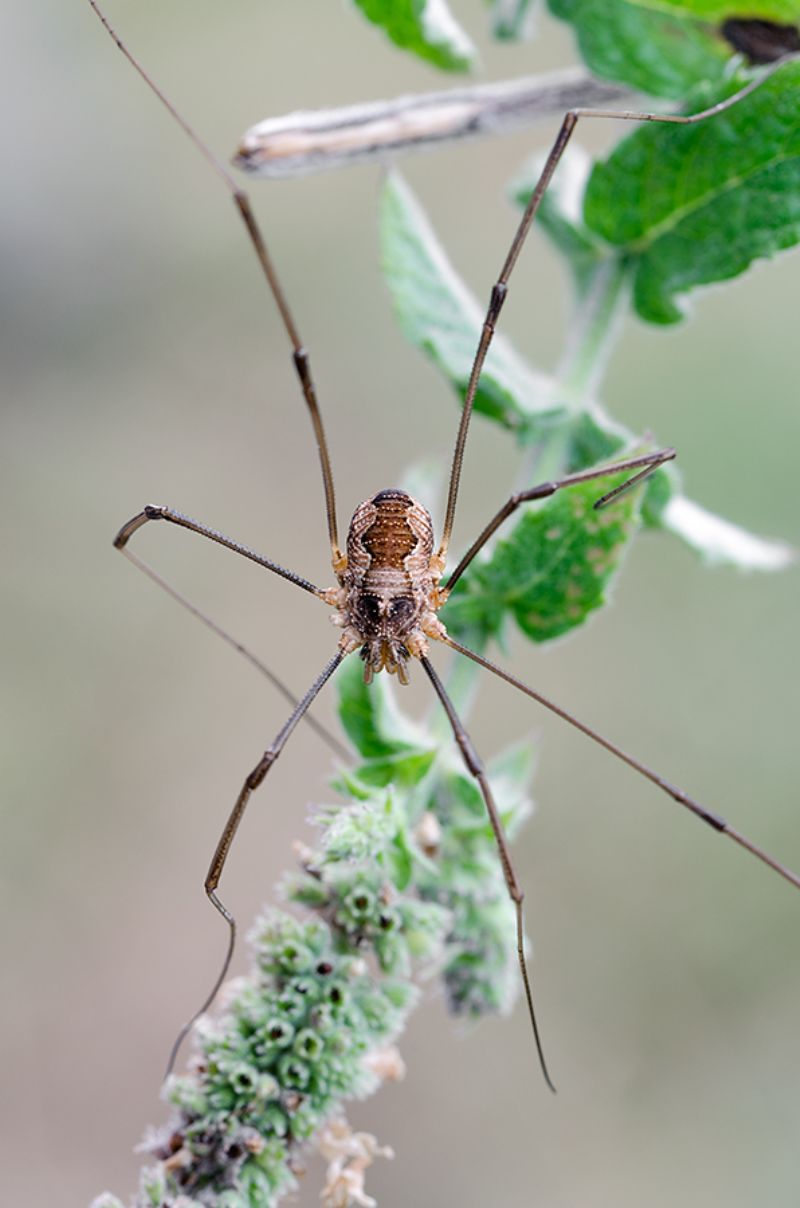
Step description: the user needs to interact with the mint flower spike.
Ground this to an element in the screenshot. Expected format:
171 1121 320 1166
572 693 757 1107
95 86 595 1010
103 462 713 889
93 663 536 1207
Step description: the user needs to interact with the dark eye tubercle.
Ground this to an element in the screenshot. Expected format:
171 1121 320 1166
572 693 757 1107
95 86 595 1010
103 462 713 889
389 597 414 622
361 595 381 622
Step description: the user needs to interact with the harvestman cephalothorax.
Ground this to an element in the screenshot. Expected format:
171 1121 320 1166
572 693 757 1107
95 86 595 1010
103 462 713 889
86 1 800 1092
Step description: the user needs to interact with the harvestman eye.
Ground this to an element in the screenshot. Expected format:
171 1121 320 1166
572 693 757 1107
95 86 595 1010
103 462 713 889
86 0 800 1097
390 598 414 621
361 595 383 622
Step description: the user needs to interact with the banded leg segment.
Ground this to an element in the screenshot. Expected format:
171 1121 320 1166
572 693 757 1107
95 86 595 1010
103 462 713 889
420 656 556 1093
86 0 342 564
115 505 324 598
436 66 784 564
166 650 346 1076
442 635 800 892
445 447 675 592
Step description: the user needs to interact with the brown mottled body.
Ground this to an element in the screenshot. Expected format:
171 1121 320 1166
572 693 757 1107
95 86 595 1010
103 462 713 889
328 488 447 683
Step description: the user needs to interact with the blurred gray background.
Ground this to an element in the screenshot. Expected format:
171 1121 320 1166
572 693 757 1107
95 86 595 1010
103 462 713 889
4 2 799 1204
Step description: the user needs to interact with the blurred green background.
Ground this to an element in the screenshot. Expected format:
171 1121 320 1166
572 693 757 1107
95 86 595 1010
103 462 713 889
4 2 799 1204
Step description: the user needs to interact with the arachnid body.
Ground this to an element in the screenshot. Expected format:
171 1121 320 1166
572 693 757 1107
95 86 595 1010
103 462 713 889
332 488 447 681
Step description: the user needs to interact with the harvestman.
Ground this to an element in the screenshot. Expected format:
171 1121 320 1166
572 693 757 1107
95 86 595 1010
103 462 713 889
87 1 800 1091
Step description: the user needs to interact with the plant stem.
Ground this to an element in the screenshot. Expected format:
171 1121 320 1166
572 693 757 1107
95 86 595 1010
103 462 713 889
556 255 630 403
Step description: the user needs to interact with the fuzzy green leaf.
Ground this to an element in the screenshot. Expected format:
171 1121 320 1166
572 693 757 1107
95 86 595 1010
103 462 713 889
352 0 476 71
512 60 800 327
346 747 438 791
390 828 415 890
337 656 426 758
584 61 800 323
548 0 800 97
380 172 564 437
444 462 645 643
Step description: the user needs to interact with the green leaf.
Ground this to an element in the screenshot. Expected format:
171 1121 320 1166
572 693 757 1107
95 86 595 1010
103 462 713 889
347 747 438 790
380 172 564 438
548 0 800 98
390 829 415 890
548 0 726 97
444 459 646 643
563 406 632 470
485 0 537 40
512 55 800 328
336 657 426 758
352 0 477 72
584 61 800 323
330 766 376 801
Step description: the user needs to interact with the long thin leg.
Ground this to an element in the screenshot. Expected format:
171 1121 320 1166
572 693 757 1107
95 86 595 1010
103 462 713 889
442 634 800 891
114 505 325 599
445 447 675 592
119 543 349 760
419 655 556 1093
86 1 343 565
166 650 346 1076
436 63 787 563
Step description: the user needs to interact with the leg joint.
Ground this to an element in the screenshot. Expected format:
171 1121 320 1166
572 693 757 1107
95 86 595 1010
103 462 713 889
457 735 483 778
488 282 508 322
247 754 275 792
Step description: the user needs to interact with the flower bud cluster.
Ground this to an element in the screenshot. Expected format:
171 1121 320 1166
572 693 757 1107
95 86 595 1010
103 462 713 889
92 664 535 1207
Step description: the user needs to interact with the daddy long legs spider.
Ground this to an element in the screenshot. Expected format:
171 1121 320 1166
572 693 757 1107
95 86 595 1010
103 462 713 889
86 0 800 1098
